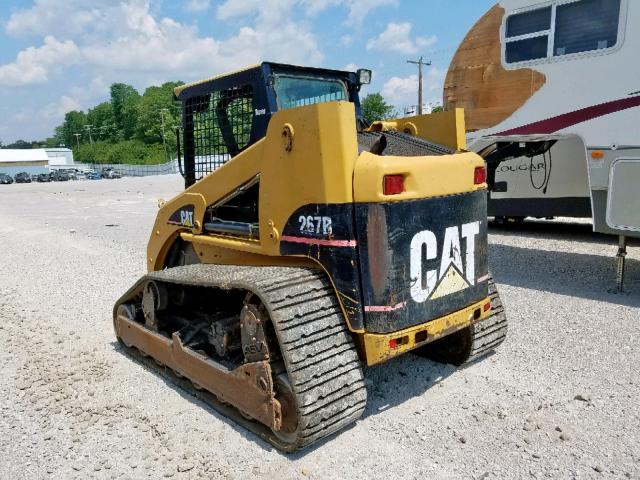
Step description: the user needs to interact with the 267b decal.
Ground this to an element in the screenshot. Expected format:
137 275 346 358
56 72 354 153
409 221 480 303
299 215 333 235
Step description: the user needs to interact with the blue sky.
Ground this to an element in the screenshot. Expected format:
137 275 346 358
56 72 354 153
0 0 494 143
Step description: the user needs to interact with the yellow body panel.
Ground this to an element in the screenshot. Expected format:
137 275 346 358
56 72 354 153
363 298 491 366
353 150 485 203
259 101 360 256
368 108 467 151
149 101 361 267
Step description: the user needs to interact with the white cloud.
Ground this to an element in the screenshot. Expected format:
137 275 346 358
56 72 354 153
0 0 403 141
344 0 398 26
340 34 353 46
43 95 83 120
6 0 112 39
3 0 322 85
218 0 396 26
0 36 80 87
343 63 358 71
216 0 296 21
367 22 437 55
301 0 342 16
185 0 211 12
382 67 445 108
215 0 322 66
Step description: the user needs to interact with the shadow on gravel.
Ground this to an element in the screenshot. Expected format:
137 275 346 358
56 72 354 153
489 243 640 307
110 341 278 452
110 338 457 457
489 219 640 247
362 354 456 418
109 340 354 457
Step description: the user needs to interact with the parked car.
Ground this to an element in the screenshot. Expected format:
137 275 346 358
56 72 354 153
101 168 122 179
0 173 14 184
86 171 101 180
14 172 31 183
36 173 52 182
50 170 70 181
61 169 77 180
75 170 87 180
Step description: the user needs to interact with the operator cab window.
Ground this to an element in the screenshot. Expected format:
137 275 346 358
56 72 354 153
505 0 622 64
273 75 347 110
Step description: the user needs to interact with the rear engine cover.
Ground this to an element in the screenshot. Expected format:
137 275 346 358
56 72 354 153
356 190 489 333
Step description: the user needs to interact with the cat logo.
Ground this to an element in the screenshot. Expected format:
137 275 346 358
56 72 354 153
180 210 194 227
409 221 480 303
167 204 195 228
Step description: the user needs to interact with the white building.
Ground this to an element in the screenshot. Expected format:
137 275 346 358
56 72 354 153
46 148 74 170
0 149 50 177
0 148 75 177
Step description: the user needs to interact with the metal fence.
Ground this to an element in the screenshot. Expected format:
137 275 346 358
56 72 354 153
74 160 179 177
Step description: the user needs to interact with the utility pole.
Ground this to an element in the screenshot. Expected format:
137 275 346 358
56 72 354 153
73 133 81 147
407 56 431 115
84 125 94 144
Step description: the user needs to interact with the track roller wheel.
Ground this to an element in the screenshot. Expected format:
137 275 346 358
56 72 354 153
114 304 136 347
272 374 298 444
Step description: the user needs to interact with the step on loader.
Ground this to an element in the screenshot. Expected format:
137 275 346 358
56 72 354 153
113 62 507 451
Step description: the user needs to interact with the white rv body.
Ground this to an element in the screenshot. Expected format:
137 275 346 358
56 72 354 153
446 0 640 236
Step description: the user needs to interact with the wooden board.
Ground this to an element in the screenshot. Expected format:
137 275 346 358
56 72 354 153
444 4 546 131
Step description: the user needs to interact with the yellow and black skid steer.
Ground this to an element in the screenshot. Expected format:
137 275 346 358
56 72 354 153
113 62 507 451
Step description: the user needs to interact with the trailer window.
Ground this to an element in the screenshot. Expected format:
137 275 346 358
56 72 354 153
505 7 552 63
505 0 623 65
554 0 621 56
506 6 551 37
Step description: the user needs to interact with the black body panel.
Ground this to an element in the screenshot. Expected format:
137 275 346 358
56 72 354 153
279 203 365 332
279 191 489 334
356 191 489 333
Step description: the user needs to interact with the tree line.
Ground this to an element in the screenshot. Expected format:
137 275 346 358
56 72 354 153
1 81 184 165
1 84 412 165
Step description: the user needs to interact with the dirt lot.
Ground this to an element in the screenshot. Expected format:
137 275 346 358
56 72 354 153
1 175 639 479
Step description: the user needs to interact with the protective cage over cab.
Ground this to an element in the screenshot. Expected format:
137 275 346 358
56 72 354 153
174 62 368 187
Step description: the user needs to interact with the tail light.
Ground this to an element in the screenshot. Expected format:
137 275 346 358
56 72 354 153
474 166 487 185
383 174 405 195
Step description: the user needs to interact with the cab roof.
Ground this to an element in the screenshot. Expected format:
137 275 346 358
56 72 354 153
173 62 357 100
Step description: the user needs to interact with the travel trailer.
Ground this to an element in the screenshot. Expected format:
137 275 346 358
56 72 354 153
444 0 639 288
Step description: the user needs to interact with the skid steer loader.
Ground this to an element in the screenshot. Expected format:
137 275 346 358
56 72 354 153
113 62 507 451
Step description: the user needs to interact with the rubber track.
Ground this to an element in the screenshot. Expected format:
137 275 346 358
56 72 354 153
113 264 367 451
465 277 508 364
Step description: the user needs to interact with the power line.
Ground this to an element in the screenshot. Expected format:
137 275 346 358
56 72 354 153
407 56 432 115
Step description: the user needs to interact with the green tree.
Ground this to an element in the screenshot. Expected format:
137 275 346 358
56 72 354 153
59 110 88 147
135 82 183 147
87 102 118 142
110 83 140 140
431 105 444 113
73 140 164 165
361 93 396 124
5 139 33 149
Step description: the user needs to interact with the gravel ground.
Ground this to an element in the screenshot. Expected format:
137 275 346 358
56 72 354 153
0 175 639 480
